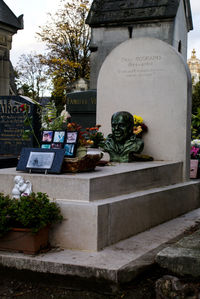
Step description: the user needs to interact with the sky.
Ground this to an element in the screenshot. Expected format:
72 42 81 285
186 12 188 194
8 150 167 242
3 0 200 67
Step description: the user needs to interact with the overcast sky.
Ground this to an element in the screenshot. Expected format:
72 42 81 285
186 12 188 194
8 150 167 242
3 0 200 66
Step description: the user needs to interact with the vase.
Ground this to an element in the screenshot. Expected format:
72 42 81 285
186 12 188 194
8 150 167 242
190 159 199 179
87 147 110 162
76 146 87 158
0 226 49 254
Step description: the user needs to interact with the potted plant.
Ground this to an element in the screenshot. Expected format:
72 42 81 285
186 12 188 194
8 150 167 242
190 139 200 178
0 192 63 254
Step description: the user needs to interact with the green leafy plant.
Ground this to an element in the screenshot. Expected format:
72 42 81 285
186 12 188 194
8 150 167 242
0 193 13 237
20 103 41 147
41 101 71 131
0 192 63 236
191 108 200 139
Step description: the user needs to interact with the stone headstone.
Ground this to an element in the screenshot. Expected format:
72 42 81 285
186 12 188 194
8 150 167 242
66 90 96 128
97 37 191 179
0 96 40 157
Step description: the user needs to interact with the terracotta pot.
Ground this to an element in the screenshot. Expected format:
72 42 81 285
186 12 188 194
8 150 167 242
0 226 49 255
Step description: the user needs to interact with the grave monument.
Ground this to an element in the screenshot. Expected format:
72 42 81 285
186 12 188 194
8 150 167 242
66 89 96 128
97 37 191 180
0 0 199 252
86 0 193 89
0 96 40 156
0 0 23 95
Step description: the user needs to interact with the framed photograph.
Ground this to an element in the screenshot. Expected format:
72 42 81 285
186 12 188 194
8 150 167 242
27 152 55 169
41 144 51 149
64 143 76 157
16 148 65 174
53 131 66 143
42 130 54 143
66 131 78 144
51 143 62 149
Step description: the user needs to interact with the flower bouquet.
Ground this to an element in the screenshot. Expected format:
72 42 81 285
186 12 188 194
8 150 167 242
191 139 200 159
62 122 104 172
133 115 148 138
190 139 200 178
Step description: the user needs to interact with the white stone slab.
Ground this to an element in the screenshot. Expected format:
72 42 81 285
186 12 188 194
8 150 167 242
97 37 192 179
0 161 182 201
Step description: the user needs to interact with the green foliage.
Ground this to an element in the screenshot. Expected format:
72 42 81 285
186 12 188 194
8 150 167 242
0 192 63 236
37 0 90 98
41 100 69 130
192 81 200 114
191 107 200 139
0 194 13 237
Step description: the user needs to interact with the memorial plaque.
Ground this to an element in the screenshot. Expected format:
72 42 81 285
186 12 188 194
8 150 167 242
66 90 96 128
0 96 40 156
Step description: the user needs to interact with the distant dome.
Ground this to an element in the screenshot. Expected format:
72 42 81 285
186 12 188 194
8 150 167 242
187 49 200 84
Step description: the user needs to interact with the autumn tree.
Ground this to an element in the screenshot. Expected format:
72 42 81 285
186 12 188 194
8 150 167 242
37 0 91 100
15 52 49 101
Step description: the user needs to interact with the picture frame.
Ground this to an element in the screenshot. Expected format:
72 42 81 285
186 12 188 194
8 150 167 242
53 131 66 143
41 144 51 149
66 131 78 144
42 130 54 143
51 143 62 149
16 147 65 174
64 143 76 157
27 152 55 169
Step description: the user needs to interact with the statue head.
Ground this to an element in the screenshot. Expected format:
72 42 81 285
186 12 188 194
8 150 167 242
14 175 24 186
111 111 134 143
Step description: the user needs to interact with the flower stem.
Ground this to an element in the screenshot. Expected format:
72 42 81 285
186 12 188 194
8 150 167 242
26 110 40 148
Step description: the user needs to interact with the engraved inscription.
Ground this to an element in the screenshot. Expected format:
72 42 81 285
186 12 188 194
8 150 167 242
118 55 163 78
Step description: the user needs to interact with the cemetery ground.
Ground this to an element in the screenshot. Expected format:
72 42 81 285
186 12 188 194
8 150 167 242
0 264 166 298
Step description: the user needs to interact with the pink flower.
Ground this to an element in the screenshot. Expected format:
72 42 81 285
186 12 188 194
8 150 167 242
191 146 200 158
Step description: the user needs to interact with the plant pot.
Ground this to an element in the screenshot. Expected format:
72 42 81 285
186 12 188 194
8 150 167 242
190 159 199 179
0 226 49 255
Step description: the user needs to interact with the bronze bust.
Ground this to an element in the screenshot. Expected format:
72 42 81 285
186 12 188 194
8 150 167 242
102 111 144 162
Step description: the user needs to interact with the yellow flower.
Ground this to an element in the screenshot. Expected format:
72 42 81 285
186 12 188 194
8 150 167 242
133 125 143 135
133 115 143 125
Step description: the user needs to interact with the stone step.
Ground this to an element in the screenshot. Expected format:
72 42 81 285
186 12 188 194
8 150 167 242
0 161 183 201
1 208 200 284
51 180 200 251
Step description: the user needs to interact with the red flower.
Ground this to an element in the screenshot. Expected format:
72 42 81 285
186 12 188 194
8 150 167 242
20 104 28 112
20 104 26 112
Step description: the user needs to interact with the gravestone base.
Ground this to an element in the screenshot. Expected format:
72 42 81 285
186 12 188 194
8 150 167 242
0 162 199 251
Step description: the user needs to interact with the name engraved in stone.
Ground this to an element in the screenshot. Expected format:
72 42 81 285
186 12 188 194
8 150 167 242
67 98 96 105
0 100 30 114
119 55 163 78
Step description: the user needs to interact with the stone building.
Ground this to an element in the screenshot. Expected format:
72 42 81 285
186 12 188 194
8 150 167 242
0 0 23 95
187 49 200 84
86 0 193 89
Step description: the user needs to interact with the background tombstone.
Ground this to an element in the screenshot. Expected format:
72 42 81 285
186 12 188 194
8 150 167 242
97 37 191 180
66 90 96 128
0 96 40 159
86 0 193 89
